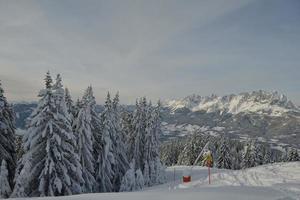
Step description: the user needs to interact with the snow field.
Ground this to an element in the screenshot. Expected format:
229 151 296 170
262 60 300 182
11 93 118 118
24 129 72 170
10 162 300 200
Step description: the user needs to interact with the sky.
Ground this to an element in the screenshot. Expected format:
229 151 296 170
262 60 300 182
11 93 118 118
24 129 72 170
0 0 299 105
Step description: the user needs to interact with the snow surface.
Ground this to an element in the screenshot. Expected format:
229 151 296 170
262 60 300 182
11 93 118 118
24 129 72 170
10 162 300 200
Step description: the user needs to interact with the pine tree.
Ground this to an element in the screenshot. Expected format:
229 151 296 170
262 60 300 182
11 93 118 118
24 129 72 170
120 111 133 145
288 148 299 161
79 86 103 179
73 87 96 193
216 137 232 169
95 93 115 192
160 139 184 166
143 101 165 186
123 110 135 162
253 142 264 166
65 88 75 121
143 161 150 186
131 98 148 170
153 157 166 184
119 160 146 192
111 92 129 191
231 142 243 170
10 155 32 198
119 161 136 192
178 133 207 166
242 141 255 169
82 87 102 158
13 72 83 197
96 92 129 192
73 99 82 120
15 135 24 161
0 81 16 189
263 146 272 164
135 169 144 191
281 148 289 162
0 160 12 198
143 102 153 186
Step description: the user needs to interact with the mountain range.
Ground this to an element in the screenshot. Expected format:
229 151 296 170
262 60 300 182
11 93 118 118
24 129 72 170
162 90 300 149
12 90 300 149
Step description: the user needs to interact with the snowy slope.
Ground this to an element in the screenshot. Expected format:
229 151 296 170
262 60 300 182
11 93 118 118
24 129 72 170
11 162 300 200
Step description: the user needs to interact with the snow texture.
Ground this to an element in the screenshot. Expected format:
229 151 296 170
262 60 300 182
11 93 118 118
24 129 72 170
9 162 300 200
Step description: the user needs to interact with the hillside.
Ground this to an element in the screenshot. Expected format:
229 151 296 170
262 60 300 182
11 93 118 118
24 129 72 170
162 90 300 149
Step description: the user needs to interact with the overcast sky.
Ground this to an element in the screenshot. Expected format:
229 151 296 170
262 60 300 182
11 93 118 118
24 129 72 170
0 0 299 105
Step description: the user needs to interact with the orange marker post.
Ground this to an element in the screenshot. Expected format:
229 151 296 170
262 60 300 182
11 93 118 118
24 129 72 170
203 151 213 185
208 166 211 184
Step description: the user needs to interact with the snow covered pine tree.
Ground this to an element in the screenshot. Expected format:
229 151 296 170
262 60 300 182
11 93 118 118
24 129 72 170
0 81 16 192
72 87 97 193
122 98 165 191
12 72 83 197
95 93 115 192
217 137 232 169
0 160 12 198
143 101 165 186
288 148 299 161
64 88 75 122
95 92 129 192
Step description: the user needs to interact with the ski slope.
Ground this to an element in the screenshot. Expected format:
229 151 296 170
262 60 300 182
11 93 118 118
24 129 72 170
11 162 300 200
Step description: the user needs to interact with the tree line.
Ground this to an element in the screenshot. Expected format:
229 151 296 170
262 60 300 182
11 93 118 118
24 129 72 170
160 132 299 169
0 72 165 198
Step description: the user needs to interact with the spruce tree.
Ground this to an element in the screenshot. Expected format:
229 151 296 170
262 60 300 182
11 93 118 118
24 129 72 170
253 143 264 166
231 142 243 170
131 98 147 170
119 162 136 192
281 148 289 162
0 160 12 198
242 141 255 169
80 86 102 173
96 92 129 192
65 88 75 121
216 137 232 169
0 81 16 189
13 72 83 197
143 102 153 186
111 93 129 191
288 148 299 161
10 155 32 198
178 133 206 166
95 93 115 192
73 87 96 193
263 146 272 164
135 169 144 191
151 101 165 184
120 111 133 145
143 101 165 186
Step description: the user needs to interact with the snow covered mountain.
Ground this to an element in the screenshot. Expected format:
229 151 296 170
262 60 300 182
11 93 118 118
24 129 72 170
162 91 300 149
11 90 300 148
166 90 299 117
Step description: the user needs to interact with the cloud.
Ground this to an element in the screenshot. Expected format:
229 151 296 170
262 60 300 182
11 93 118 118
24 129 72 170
0 0 299 105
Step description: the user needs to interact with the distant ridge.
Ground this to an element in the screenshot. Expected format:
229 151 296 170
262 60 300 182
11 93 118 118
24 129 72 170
165 90 299 117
